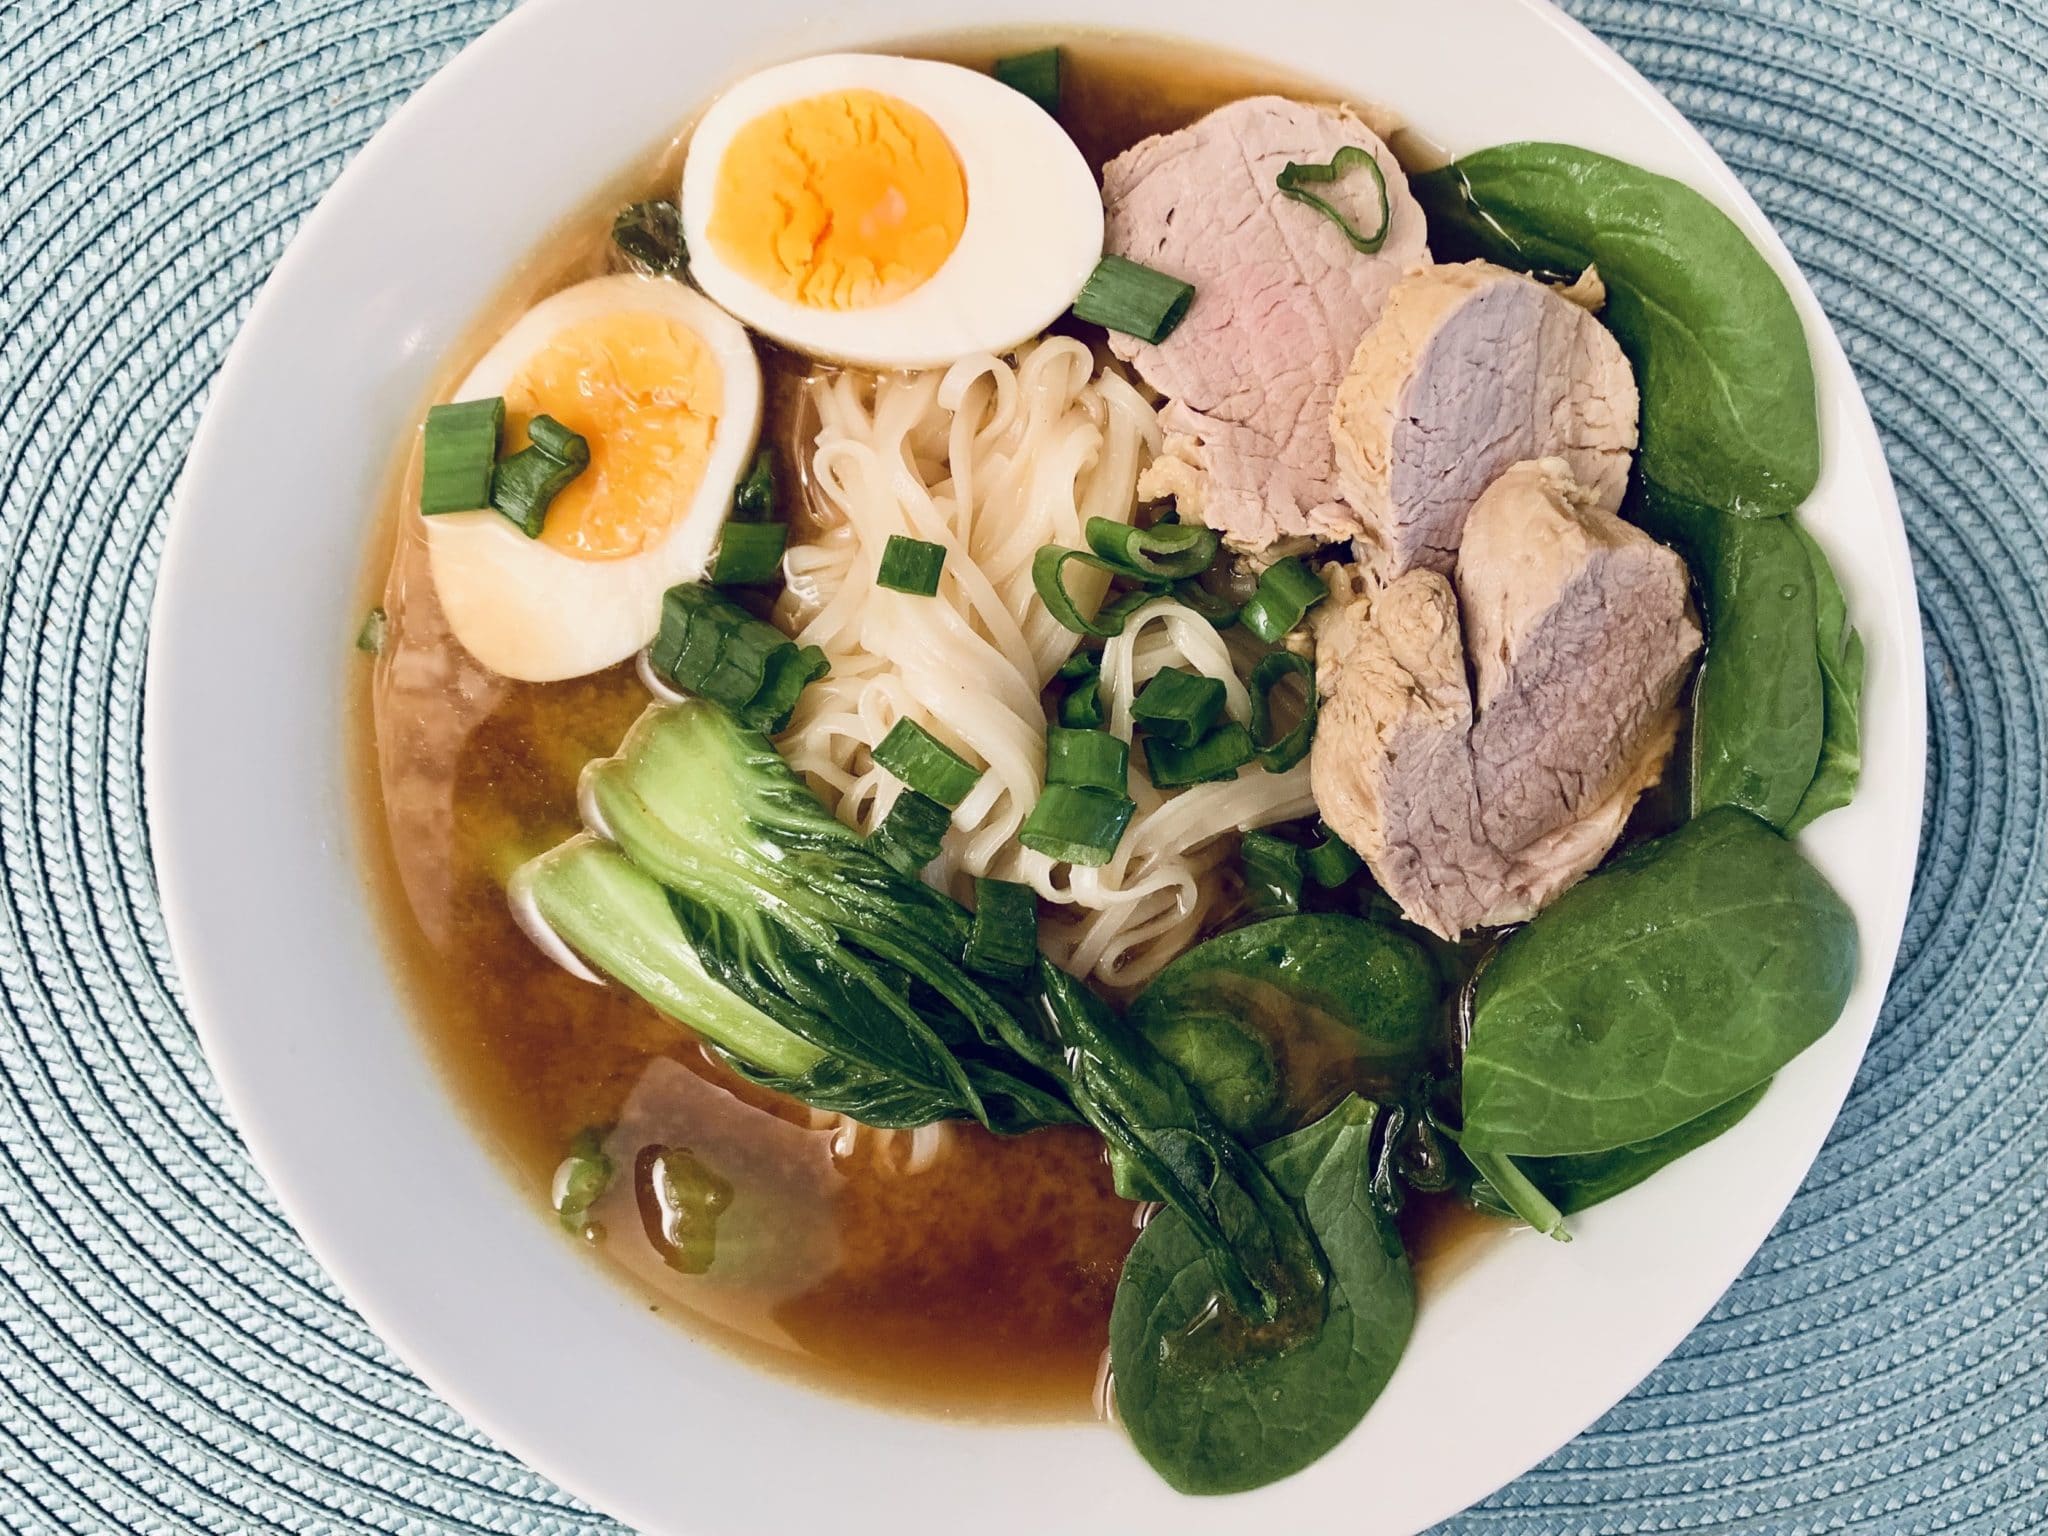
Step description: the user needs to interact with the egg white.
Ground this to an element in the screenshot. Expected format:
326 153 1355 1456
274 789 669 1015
681 54 1104 370
425 274 762 683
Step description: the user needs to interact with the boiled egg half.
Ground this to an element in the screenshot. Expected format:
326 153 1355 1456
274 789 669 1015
424 274 762 682
681 54 1104 369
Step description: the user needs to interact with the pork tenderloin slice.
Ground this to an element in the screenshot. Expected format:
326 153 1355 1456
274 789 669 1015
1102 95 1430 552
1458 458 1701 856
1332 260 1638 576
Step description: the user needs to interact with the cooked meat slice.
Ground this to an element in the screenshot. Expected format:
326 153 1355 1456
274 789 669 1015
1101 96 1430 552
1459 459 1701 855
1332 261 1638 576
1309 459 1699 939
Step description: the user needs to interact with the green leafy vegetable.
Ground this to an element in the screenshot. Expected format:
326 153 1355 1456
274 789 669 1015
648 583 829 734
612 199 687 275
1276 145 1392 253
1633 482 1824 828
1460 1146 1569 1242
1304 825 1361 887
1469 1081 1769 1219
1240 830 1304 918
1413 143 1819 515
1464 808 1857 1156
1786 527 1865 832
490 414 589 538
1129 914 1440 1142
966 877 1037 979
1108 1096 1414 1496
551 1127 615 1235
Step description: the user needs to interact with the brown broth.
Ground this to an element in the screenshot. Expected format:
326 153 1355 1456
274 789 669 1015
351 31 1491 1425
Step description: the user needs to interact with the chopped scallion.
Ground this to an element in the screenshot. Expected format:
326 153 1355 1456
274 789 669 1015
552 1127 614 1234
1241 830 1304 916
966 877 1039 977
878 535 947 596
1072 255 1195 345
1045 727 1129 793
1032 545 1163 638
1019 784 1135 867
732 447 776 521
649 583 829 733
1240 556 1327 643
868 789 953 876
1056 652 1106 728
491 414 590 538
419 397 503 515
1248 649 1318 770
1305 824 1363 887
1085 515 1220 580
354 606 388 656
1132 666 1226 748
612 199 687 275
992 46 1061 114
1142 721 1254 789
711 522 788 586
1275 145 1392 254
1171 576 1241 629
873 718 983 809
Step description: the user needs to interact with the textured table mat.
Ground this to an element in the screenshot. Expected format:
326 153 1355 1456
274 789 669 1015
3 1 2044 1530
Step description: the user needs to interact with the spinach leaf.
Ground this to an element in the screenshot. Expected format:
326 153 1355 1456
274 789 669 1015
1463 809 1856 1156
1633 482 1823 828
1469 1080 1768 1219
1785 527 1866 832
1128 914 1440 1142
1109 1097 1414 1495
1413 144 1819 516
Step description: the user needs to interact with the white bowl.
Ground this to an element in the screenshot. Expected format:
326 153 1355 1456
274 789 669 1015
146 1 1926 1531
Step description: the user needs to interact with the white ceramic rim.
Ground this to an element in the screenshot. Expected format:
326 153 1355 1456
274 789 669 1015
146 2 1927 1533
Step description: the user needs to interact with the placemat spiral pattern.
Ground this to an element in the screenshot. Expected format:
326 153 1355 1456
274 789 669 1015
1 2 2042 1530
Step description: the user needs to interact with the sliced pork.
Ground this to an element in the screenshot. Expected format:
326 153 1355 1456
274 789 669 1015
1101 96 1430 552
1332 261 1638 576
1309 458 1699 939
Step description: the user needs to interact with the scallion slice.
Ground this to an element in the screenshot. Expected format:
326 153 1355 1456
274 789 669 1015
1241 830 1304 916
1304 824 1363 887
491 414 590 538
1171 576 1241 629
1240 556 1327 643
712 522 788 586
1248 649 1318 770
1142 721 1254 789
1032 545 1163 638
649 583 829 733
1056 652 1105 728
1131 666 1226 748
1072 255 1195 345
1019 784 1135 867
992 46 1061 114
354 606 388 656
732 446 776 521
1085 515 1220 580
419 397 503 515
873 718 983 809
1046 727 1129 792
966 877 1039 977
868 789 952 876
612 199 687 275
1275 145 1392 254
878 535 947 596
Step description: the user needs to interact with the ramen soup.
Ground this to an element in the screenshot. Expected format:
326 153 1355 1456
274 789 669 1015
358 30 1863 1494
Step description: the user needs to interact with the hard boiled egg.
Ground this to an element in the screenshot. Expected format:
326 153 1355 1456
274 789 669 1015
681 54 1103 369
425 274 762 682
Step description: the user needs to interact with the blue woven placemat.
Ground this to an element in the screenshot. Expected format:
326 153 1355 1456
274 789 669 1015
3 2 2043 1530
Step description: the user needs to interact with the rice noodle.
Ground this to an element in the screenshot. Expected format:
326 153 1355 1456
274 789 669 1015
777 340 1314 989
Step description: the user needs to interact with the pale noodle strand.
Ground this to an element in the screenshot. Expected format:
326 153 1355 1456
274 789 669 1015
776 343 1310 989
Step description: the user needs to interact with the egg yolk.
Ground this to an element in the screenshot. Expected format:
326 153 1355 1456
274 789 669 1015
707 89 967 310
502 312 723 561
